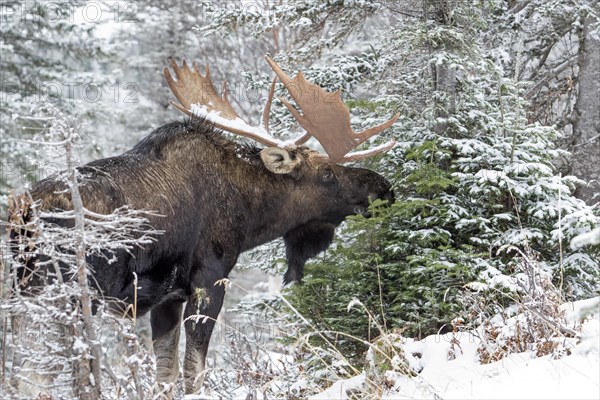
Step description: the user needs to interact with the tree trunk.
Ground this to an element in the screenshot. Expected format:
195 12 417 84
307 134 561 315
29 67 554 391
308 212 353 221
65 140 103 400
432 62 456 135
427 0 456 136
571 12 600 205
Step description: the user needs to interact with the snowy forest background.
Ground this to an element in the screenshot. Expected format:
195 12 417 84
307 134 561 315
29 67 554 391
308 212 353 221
1 0 599 399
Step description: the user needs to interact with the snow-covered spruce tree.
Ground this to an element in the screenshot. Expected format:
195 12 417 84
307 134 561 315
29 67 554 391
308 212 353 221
483 0 600 203
1 109 158 399
204 0 600 372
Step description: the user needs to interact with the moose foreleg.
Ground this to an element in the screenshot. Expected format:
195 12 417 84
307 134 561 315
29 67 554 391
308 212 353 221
183 281 225 394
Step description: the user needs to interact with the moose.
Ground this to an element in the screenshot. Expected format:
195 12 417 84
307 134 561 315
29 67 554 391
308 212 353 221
11 56 398 395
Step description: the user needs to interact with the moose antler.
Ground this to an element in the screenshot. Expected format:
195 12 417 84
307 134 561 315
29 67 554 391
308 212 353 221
264 56 399 163
164 59 285 148
164 57 399 163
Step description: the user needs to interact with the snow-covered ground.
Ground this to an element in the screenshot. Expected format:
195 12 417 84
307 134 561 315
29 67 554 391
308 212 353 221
311 297 599 400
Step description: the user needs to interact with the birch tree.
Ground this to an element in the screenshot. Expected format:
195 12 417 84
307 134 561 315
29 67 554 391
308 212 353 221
487 0 600 203
571 10 600 204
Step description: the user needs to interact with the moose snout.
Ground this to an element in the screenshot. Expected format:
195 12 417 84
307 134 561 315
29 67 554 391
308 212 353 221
358 187 394 217
368 186 395 206
382 188 395 205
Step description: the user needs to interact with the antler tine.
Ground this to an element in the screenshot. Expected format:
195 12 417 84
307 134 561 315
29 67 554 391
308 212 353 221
261 76 277 133
308 139 398 163
337 139 397 162
265 56 398 162
293 132 312 146
356 113 400 143
164 59 283 148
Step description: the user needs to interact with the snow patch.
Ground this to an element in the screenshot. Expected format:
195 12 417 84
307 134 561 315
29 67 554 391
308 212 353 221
310 297 600 400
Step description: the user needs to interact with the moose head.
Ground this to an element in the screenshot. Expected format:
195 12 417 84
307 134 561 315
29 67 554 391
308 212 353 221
163 56 399 286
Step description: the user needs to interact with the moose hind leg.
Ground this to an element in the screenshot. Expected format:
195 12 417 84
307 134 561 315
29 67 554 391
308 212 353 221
151 301 183 391
183 283 225 394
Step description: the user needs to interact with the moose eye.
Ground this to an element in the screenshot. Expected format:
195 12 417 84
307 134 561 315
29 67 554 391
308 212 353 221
321 168 336 183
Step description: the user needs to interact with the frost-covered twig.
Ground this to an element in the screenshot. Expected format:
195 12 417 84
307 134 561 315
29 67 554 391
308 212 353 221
3 109 158 399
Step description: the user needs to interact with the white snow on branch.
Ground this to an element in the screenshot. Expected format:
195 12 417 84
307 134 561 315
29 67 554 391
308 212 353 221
570 227 600 249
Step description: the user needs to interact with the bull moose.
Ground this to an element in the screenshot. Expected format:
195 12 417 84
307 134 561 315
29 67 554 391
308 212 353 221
11 56 398 395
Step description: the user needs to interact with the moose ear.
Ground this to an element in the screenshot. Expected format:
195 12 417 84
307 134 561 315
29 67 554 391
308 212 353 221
260 147 301 175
